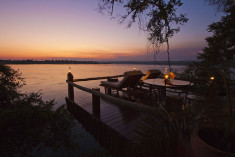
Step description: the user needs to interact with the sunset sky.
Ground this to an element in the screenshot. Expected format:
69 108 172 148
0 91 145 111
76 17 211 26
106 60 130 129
0 0 222 61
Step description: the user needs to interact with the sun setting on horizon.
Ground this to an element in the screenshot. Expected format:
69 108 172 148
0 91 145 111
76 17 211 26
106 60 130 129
0 0 222 61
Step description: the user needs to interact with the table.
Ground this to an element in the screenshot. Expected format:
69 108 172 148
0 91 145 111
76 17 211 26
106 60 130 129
143 78 192 104
143 78 191 87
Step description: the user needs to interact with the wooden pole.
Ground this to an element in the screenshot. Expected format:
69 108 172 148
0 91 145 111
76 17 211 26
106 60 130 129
67 72 74 101
92 88 100 118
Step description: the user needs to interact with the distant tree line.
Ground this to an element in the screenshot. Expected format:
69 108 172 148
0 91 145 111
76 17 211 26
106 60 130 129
0 59 195 65
0 59 98 64
103 61 194 65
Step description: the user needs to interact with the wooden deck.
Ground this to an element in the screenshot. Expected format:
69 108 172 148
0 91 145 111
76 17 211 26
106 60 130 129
65 72 235 157
66 92 148 156
65 73 195 157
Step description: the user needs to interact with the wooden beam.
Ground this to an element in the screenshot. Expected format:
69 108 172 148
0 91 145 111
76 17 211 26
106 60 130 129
73 74 148 82
73 75 124 82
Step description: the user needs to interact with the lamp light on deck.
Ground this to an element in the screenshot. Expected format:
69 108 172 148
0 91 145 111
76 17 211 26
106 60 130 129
210 76 215 80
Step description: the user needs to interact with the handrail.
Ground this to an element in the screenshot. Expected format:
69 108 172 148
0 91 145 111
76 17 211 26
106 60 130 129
66 80 155 114
73 75 124 82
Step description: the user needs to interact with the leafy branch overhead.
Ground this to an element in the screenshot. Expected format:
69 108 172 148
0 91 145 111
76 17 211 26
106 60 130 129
205 0 235 12
98 0 188 49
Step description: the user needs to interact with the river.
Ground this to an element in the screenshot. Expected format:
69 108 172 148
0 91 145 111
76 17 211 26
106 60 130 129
10 64 186 107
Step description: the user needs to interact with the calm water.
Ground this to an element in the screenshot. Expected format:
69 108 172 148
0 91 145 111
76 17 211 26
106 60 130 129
10 64 186 107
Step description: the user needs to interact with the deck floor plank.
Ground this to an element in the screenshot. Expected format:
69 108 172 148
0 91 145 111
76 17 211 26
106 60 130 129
102 114 123 126
101 106 121 115
72 91 152 144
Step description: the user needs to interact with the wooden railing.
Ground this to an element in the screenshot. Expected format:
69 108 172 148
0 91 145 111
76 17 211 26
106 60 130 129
73 75 123 82
66 72 155 114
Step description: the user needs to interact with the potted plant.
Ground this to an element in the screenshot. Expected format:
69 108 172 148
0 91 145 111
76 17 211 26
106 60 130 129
189 77 235 157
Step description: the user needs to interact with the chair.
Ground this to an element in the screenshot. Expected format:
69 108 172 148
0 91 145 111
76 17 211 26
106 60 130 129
100 70 144 97
141 69 161 81
186 78 216 104
166 83 192 101
165 84 192 110
139 69 162 94
186 78 227 114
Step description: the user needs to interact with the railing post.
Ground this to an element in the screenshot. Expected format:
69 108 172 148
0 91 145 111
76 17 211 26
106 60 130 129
67 72 74 101
92 88 100 118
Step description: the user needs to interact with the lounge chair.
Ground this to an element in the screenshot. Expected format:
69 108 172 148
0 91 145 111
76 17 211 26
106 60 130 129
100 70 144 97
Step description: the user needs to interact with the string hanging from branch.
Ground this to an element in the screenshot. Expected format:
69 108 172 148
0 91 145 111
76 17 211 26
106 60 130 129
98 0 188 70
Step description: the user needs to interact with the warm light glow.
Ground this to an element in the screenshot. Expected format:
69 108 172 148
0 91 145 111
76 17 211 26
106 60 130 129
165 75 169 79
133 67 136 71
169 72 175 79
69 66 71 72
0 0 221 61
210 76 215 80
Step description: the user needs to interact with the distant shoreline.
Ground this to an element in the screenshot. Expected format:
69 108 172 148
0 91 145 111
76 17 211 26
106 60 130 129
0 60 99 64
0 60 195 65
99 61 195 65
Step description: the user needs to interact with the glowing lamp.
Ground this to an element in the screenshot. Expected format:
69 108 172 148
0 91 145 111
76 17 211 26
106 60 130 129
165 75 169 79
69 66 71 72
133 67 136 71
210 76 215 80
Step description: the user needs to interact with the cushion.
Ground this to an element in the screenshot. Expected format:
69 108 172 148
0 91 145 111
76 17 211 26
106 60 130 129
107 78 118 82
123 70 143 77
100 81 120 88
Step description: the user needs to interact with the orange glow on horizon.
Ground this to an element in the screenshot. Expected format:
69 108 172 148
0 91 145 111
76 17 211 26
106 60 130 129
0 0 221 61
0 46 148 60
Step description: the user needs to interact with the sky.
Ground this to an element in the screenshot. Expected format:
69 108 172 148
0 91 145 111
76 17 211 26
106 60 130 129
0 0 223 61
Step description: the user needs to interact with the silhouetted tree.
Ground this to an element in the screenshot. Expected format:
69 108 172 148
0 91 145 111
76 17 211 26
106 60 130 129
98 0 188 70
0 64 25 107
182 5 235 81
180 6 235 153
205 0 234 12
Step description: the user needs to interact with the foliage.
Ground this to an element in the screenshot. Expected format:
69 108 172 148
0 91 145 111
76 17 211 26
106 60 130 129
0 63 25 107
98 0 188 69
0 98 77 156
180 4 235 153
135 104 192 157
205 0 234 12
0 64 95 156
198 5 235 77
180 5 235 85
